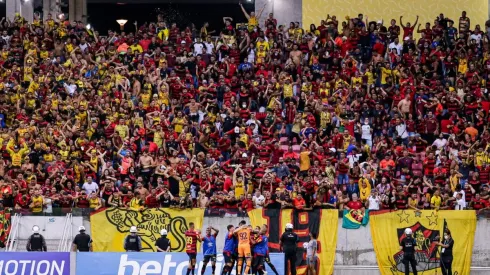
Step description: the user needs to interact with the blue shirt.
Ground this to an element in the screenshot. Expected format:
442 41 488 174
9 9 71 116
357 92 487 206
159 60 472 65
223 233 237 253
253 235 268 255
203 234 217 255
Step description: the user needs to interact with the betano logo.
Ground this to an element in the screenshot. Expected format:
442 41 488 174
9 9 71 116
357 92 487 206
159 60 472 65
117 254 229 275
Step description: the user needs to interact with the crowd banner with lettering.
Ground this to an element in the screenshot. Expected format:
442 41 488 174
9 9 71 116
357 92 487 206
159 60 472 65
342 209 369 229
76 252 285 275
0 252 70 275
0 209 11 248
248 209 338 275
370 210 476 275
91 208 204 252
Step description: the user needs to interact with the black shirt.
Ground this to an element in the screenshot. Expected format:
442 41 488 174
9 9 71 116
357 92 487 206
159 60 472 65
155 236 171 252
73 233 92 252
401 236 416 256
441 237 454 257
280 230 298 253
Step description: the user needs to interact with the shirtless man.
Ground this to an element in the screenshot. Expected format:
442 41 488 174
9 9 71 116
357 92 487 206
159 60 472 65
289 44 302 67
139 150 155 185
135 181 149 197
397 93 412 118
186 99 201 122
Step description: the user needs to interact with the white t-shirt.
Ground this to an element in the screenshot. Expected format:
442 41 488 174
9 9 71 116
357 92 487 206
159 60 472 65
361 124 372 140
396 123 409 139
193 43 204 55
388 42 403 55
253 195 265 208
82 181 99 194
204 42 214 54
368 196 380 210
454 198 467 210
43 198 53 214
432 138 447 149
453 190 466 202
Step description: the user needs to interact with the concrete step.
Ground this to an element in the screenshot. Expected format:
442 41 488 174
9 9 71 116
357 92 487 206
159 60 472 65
13 239 62 252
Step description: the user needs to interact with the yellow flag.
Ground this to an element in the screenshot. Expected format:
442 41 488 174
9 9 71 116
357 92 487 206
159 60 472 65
248 209 338 275
370 210 476 275
91 208 204 252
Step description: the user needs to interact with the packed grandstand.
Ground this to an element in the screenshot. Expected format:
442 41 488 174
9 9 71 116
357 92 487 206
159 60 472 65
0 7 488 223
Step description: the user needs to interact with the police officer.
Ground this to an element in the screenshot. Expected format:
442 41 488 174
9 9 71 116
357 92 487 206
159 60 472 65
435 229 454 275
124 226 142 252
26 225 47 252
400 228 417 275
155 229 171 252
280 223 299 275
72 226 92 252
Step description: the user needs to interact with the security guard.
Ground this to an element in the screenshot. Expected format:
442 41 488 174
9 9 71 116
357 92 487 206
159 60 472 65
279 223 299 275
400 228 417 275
124 226 142 252
72 226 92 252
435 229 454 275
155 229 171 252
26 225 47 252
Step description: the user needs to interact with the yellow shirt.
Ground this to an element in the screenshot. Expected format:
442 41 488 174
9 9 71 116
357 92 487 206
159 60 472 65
359 179 371 202
299 151 311 171
234 181 245 199
380 68 392 85
31 196 43 213
115 124 129 138
89 197 99 208
430 195 442 208
256 41 269 51
283 84 293 98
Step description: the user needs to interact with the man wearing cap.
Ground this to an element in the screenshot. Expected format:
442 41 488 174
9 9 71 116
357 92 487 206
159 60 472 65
280 223 299 275
26 225 47 252
155 229 171 252
124 226 142 252
400 228 417 275
72 226 92 252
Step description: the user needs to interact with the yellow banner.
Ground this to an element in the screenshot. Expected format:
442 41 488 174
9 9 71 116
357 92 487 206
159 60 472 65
91 208 205 252
249 209 338 275
370 210 476 275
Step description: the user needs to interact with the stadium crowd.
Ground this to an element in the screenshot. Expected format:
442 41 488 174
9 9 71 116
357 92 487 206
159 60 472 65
0 6 489 217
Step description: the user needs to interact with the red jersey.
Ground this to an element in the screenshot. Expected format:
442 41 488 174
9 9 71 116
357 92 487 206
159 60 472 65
185 230 200 253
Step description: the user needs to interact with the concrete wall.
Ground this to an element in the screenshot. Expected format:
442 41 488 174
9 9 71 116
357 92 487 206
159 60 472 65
12 215 84 240
255 0 302 28
6 0 34 22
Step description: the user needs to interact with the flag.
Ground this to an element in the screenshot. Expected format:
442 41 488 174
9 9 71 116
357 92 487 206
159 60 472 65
342 209 369 229
248 209 338 275
90 208 204 252
369 210 476 275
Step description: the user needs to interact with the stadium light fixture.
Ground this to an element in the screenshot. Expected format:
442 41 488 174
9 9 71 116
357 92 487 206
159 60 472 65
116 19 128 31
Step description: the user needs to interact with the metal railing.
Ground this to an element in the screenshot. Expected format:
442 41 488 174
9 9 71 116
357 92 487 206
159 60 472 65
5 213 21 251
58 213 73 252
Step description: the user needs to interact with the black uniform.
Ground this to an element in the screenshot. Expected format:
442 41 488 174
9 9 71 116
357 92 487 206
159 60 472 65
26 233 47 252
280 230 299 275
73 232 92 252
400 236 417 275
155 236 171 252
440 237 454 275
124 234 142 252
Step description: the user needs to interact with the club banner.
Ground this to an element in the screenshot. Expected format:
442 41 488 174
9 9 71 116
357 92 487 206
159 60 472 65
248 209 338 275
0 209 11 248
0 252 70 275
91 207 204 252
370 210 476 275
76 252 285 275
342 209 369 229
